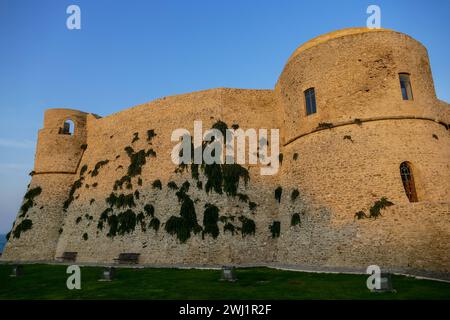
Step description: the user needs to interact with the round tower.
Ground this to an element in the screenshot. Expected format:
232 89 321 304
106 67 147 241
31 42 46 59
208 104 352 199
2 108 88 261
34 108 88 173
276 28 450 272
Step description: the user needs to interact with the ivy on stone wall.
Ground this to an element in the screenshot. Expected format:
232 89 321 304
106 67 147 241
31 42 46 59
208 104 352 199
152 179 162 190
354 211 367 220
355 197 394 220
106 192 136 209
269 221 281 238
80 164 88 176
223 222 236 235
239 216 256 237
202 203 220 239
165 192 202 243
291 213 301 226
19 186 42 218
12 219 33 239
124 146 156 177
91 160 109 177
291 189 299 202
64 178 83 210
149 217 160 232
275 187 282 203
237 193 249 202
147 129 157 142
168 181 178 190
317 122 334 130
369 197 394 218
114 175 132 190
131 132 139 143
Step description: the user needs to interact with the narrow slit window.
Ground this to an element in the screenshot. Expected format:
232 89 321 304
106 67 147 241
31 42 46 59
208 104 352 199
400 162 418 202
304 88 316 115
399 73 413 100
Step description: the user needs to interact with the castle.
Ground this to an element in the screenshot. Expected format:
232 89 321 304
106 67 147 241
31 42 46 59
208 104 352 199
2 28 450 274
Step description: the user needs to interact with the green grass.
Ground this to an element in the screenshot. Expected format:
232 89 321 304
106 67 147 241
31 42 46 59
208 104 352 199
0 264 449 300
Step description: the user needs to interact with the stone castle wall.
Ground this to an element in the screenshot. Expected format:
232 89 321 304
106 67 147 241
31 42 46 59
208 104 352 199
2 28 450 274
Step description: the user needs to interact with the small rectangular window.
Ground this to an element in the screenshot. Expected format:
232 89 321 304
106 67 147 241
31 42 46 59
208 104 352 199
304 88 316 115
399 73 413 100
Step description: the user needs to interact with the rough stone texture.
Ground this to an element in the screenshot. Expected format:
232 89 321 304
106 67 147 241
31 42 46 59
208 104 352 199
2 28 450 274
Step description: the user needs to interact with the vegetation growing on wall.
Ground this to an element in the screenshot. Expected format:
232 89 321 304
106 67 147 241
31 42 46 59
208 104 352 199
149 217 160 232
239 216 256 237
317 122 334 130
152 179 162 190
275 187 282 203
343 135 353 142
223 222 236 235
144 204 155 217
174 121 250 197
291 189 299 202
91 160 109 177
202 203 220 239
147 129 157 142
19 186 42 218
237 193 249 202
369 197 394 218
124 146 156 177
80 165 88 176
165 192 202 243
168 181 178 190
291 213 301 226
354 211 367 220
131 132 139 143
269 221 281 238
114 175 132 190
12 219 33 239
106 193 136 209
355 198 394 220
64 178 83 210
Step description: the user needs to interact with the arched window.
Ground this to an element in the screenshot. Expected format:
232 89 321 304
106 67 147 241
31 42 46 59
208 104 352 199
399 73 413 101
304 88 317 115
61 119 75 135
400 162 418 202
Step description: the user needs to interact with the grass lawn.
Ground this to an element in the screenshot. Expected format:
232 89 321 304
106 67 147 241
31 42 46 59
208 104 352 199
0 264 449 299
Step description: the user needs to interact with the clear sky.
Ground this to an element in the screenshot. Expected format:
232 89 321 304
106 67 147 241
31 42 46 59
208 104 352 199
0 0 449 233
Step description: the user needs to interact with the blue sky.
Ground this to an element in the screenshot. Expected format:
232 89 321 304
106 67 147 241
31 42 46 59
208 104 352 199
0 0 449 233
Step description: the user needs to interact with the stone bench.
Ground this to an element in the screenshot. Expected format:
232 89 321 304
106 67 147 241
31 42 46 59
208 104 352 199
114 253 140 265
56 251 77 262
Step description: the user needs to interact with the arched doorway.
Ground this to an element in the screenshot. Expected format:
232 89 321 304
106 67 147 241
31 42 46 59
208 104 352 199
400 162 418 202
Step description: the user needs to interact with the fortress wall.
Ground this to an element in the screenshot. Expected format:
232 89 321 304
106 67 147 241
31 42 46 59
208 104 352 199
276 29 443 143
3 28 449 273
276 119 450 272
2 174 75 261
54 88 285 264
